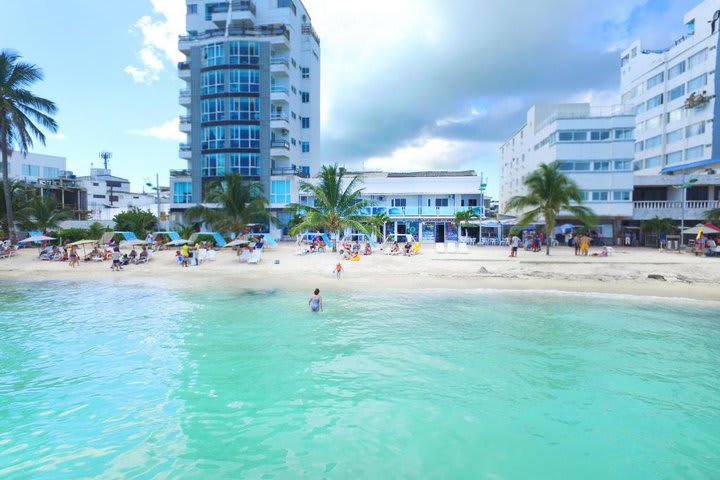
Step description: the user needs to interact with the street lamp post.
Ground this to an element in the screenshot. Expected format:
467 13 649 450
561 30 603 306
146 173 162 232
673 173 698 247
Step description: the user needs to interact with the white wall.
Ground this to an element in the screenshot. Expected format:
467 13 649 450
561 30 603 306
6 151 66 184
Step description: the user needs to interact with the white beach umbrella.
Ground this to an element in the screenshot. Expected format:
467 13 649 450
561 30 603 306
225 239 250 248
18 235 56 243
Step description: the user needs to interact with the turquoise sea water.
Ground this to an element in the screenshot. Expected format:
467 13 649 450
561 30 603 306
0 281 719 479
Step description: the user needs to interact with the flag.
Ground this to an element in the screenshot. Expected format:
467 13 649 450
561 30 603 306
696 225 704 241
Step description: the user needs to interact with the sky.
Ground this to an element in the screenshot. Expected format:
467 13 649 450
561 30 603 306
0 0 694 198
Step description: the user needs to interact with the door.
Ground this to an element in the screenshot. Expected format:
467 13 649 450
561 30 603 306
397 224 407 235
435 223 445 243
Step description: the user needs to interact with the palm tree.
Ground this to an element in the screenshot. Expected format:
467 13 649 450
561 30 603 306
506 162 596 255
112 207 158 237
0 51 58 243
0 179 34 237
186 173 271 235
454 209 480 238
173 223 198 240
706 208 720 224
18 196 72 232
641 216 675 248
288 164 372 251
363 211 390 242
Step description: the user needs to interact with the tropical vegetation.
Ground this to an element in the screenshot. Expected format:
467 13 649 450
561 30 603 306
454 209 480 238
706 208 720 224
641 216 675 242
0 50 58 243
113 207 158 238
18 196 72 231
288 164 372 251
0 179 33 238
186 174 271 235
362 211 390 241
506 162 596 255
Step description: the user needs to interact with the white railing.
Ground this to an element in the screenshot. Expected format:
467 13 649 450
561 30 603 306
634 200 719 210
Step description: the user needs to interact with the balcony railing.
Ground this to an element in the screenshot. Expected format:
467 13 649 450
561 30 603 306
271 140 290 149
179 144 192 152
170 169 191 177
177 62 190 70
271 114 289 121
271 86 288 93
302 23 320 45
209 0 256 15
179 116 191 124
349 206 484 217
271 56 289 66
179 25 289 43
634 200 720 210
271 167 309 178
179 89 191 97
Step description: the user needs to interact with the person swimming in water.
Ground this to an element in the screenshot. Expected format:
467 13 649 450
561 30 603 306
309 288 323 313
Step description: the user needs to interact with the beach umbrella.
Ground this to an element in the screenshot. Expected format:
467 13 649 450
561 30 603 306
67 239 98 247
225 239 250 248
18 235 56 244
119 239 149 248
165 239 190 247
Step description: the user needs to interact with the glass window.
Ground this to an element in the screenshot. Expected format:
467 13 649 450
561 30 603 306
685 145 704 160
43 167 60 178
201 153 226 177
187 4 198 14
645 135 662 149
621 90 633 103
686 121 705 138
572 131 587 141
666 108 684 124
22 164 40 176
613 191 631 201
666 128 683 143
645 115 662 130
201 98 225 122
590 131 610 141
614 160 631 171
668 61 685 79
558 132 573 141
633 160 643 171
228 41 259 65
634 102 646 115
614 129 633 140
435 198 449 207
301 117 310 128
173 182 192 203
646 72 664 89
668 84 685 101
645 156 662 168
201 126 225 149
687 48 708 69
591 191 609 201
635 141 644 153
301 141 310 153
574 162 591 171
558 162 574 171
228 153 260 176
229 126 260 149
271 179 291 204
229 97 260 120
687 73 707 92
228 69 260 93
301 67 309 78
202 43 224 67
665 151 683 165
391 198 407 207
646 93 663 110
301 91 309 103
201 70 224 94
593 161 609 171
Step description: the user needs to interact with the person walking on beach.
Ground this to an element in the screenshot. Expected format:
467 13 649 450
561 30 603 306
309 288 323 313
509 234 520 257
573 234 580 256
111 247 122 271
580 234 590 256
334 262 343 279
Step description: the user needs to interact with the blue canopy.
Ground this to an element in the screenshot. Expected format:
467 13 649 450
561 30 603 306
117 232 137 240
154 231 180 241
660 158 720 174
253 233 277 247
299 232 332 247
190 231 226 247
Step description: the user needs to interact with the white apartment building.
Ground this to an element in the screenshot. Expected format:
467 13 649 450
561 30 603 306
500 103 636 239
173 0 320 230
620 0 720 222
6 151 66 184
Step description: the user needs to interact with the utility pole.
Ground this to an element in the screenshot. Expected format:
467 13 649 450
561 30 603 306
673 173 698 247
146 174 163 231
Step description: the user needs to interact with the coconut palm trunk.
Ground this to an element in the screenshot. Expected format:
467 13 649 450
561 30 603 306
1 144 17 242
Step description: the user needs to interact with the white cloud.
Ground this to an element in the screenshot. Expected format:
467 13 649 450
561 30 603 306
363 137 490 172
48 132 66 141
125 0 185 85
129 118 184 141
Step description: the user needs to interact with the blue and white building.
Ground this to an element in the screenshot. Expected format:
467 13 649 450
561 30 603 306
172 0 321 228
620 0 720 222
500 103 636 239
6 151 66 184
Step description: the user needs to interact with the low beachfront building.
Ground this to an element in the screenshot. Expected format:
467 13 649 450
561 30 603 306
620 0 720 226
298 171 487 243
6 151 66 184
500 103 636 241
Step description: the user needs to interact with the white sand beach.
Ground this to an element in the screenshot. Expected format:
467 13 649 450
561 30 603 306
1 243 718 300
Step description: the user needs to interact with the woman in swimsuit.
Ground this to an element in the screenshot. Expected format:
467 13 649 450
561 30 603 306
309 288 323 313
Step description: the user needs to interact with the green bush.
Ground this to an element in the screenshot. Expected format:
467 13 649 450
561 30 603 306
56 228 90 244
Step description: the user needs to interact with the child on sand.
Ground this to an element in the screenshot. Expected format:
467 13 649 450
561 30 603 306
334 262 343 279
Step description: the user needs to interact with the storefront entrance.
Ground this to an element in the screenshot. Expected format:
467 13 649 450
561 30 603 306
435 223 445 243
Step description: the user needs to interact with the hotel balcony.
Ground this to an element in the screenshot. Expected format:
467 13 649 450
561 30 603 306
210 1 256 28
354 206 484 218
271 140 290 158
179 89 191 105
179 25 290 53
271 166 309 178
633 200 720 221
271 113 289 129
178 61 190 80
179 116 192 133
270 57 289 76
270 86 289 103
179 143 192 159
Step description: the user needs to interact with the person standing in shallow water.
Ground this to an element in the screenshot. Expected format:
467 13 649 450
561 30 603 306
309 288 323 313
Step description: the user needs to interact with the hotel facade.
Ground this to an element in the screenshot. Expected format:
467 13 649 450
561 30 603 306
500 103 636 239
620 0 720 222
172 0 321 229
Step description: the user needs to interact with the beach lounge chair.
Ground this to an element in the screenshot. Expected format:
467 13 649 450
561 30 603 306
435 243 445 254
411 242 421 255
458 242 469 254
248 249 262 264
239 249 250 263
446 242 457 254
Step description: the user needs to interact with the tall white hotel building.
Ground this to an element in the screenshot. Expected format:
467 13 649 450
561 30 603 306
171 0 321 227
620 0 720 222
